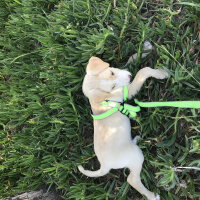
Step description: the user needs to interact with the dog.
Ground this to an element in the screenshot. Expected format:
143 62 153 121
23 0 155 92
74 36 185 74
78 42 168 200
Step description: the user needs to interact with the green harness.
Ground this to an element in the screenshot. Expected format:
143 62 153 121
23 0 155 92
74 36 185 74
91 85 200 120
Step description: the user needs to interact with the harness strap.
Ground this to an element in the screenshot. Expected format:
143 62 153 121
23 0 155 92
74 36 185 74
92 107 118 120
92 86 132 119
123 85 128 101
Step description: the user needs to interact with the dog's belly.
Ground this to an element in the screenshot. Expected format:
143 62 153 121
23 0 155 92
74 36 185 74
93 112 131 145
93 112 143 168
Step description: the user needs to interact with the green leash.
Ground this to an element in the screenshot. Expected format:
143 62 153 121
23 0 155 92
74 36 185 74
91 85 200 120
134 99 200 109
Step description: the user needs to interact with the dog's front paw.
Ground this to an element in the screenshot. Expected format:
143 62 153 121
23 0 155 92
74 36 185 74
143 41 153 50
154 69 169 79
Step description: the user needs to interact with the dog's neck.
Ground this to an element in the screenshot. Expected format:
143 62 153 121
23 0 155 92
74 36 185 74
89 87 124 115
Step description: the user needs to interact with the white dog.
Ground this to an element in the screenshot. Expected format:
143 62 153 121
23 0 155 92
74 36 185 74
78 42 168 200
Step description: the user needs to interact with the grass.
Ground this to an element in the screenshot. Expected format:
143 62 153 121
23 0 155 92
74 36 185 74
0 0 200 199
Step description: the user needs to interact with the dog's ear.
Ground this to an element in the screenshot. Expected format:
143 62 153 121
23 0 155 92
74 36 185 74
86 57 110 75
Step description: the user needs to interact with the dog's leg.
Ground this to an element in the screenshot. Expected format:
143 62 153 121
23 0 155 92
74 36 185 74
125 41 153 66
128 67 168 99
132 135 141 144
127 165 160 200
78 165 110 177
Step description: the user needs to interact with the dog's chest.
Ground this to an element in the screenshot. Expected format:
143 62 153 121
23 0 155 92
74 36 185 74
93 113 132 151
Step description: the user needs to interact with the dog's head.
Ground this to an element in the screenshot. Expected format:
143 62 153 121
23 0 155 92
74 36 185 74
83 57 131 103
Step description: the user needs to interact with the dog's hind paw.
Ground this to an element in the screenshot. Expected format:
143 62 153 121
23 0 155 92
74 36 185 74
133 135 141 144
154 194 160 200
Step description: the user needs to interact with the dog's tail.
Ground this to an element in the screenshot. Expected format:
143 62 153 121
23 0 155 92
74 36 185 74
78 165 109 177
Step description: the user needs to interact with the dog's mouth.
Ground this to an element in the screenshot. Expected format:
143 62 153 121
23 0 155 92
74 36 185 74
116 74 132 88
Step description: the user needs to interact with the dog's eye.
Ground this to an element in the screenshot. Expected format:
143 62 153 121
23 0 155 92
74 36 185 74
111 71 115 76
112 85 115 90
